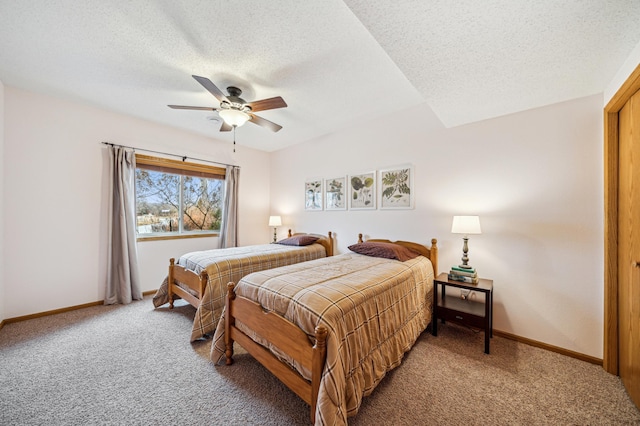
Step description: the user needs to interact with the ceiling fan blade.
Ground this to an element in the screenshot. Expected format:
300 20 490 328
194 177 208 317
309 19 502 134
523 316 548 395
248 114 283 132
220 121 232 132
246 96 287 113
192 75 228 103
168 105 217 111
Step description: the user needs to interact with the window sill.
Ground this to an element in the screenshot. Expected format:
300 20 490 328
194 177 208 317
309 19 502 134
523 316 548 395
137 233 219 242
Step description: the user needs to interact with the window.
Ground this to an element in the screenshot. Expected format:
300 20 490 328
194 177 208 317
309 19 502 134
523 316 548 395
134 154 225 240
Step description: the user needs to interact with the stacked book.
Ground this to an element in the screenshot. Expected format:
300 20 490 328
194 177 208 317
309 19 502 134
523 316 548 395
448 265 479 284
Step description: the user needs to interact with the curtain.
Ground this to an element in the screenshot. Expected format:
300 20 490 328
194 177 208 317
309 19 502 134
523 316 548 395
219 165 240 248
105 146 142 305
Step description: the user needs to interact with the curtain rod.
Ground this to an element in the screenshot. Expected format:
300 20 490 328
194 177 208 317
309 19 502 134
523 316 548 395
100 142 239 169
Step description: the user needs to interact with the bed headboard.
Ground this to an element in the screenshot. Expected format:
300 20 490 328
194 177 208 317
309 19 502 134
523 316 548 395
357 234 438 275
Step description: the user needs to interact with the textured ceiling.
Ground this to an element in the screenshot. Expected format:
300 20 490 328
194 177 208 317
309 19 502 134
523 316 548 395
345 0 640 127
0 1 639 152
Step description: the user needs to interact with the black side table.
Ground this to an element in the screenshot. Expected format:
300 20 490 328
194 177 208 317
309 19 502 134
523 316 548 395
432 272 494 354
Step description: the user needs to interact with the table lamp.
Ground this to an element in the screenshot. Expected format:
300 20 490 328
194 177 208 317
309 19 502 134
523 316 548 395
268 215 282 243
451 215 482 269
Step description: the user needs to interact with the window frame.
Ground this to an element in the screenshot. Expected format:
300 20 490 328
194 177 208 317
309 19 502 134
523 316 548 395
135 154 226 242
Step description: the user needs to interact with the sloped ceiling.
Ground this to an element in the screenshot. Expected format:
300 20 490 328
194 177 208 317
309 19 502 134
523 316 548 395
0 1 639 152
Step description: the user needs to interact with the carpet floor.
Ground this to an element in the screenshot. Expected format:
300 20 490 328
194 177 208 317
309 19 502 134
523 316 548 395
1 296 638 425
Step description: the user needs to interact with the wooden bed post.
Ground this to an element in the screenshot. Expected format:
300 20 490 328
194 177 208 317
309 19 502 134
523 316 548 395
430 238 438 276
326 231 334 256
198 270 207 300
225 282 236 365
168 258 175 309
310 325 328 424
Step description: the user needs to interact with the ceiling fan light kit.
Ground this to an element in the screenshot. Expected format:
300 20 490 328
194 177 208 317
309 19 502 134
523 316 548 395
219 108 250 127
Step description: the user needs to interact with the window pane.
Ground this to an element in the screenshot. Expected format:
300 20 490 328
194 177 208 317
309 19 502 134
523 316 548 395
135 169 180 234
182 176 223 232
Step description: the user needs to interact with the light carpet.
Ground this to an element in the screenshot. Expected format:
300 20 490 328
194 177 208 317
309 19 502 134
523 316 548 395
1 296 638 425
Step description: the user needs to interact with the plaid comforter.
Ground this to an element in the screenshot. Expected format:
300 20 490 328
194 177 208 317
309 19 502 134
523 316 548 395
152 243 327 341
210 253 434 425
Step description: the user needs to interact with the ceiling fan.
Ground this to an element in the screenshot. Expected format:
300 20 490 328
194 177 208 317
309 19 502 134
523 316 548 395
168 75 287 132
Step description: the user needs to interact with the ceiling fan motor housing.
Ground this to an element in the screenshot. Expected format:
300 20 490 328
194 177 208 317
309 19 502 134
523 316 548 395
221 86 252 112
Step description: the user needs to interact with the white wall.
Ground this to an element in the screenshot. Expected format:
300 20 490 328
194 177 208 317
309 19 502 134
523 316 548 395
270 94 604 358
3 86 271 318
0 79 4 323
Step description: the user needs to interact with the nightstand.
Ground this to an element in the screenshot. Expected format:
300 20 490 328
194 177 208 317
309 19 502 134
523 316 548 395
432 272 493 354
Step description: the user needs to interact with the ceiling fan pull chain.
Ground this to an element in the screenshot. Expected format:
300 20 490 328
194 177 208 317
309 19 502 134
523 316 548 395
233 125 236 153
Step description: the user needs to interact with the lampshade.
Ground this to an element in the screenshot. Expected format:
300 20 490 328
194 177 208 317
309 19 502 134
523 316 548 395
268 215 282 227
219 109 250 127
451 216 482 235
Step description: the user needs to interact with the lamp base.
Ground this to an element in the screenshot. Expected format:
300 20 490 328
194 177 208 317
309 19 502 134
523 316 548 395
458 236 474 270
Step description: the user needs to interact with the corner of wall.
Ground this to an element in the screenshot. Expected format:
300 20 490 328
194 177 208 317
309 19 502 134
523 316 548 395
604 38 640 105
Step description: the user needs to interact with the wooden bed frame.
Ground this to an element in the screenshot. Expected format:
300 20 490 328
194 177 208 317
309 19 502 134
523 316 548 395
167 230 334 309
223 237 438 423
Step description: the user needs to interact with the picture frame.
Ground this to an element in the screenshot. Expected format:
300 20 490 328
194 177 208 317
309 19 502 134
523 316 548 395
379 165 414 209
325 176 347 211
304 178 323 210
348 171 376 210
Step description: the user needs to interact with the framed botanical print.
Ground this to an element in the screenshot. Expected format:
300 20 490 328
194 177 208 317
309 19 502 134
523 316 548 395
348 172 376 210
325 176 347 210
379 165 413 209
304 179 323 210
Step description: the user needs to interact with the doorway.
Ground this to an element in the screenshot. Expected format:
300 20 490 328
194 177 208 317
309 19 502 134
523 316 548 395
604 63 640 408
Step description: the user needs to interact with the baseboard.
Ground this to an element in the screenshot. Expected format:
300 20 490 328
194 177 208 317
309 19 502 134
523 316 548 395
3 300 105 325
2 290 157 326
494 329 602 365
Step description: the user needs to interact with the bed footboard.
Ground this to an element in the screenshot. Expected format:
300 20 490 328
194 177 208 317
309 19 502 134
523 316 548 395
167 258 208 309
224 282 327 424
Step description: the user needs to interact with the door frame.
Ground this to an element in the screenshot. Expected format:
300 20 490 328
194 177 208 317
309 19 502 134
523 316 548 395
604 63 640 374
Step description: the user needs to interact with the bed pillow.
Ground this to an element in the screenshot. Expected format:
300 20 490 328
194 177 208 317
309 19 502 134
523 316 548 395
348 241 420 262
276 235 319 246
